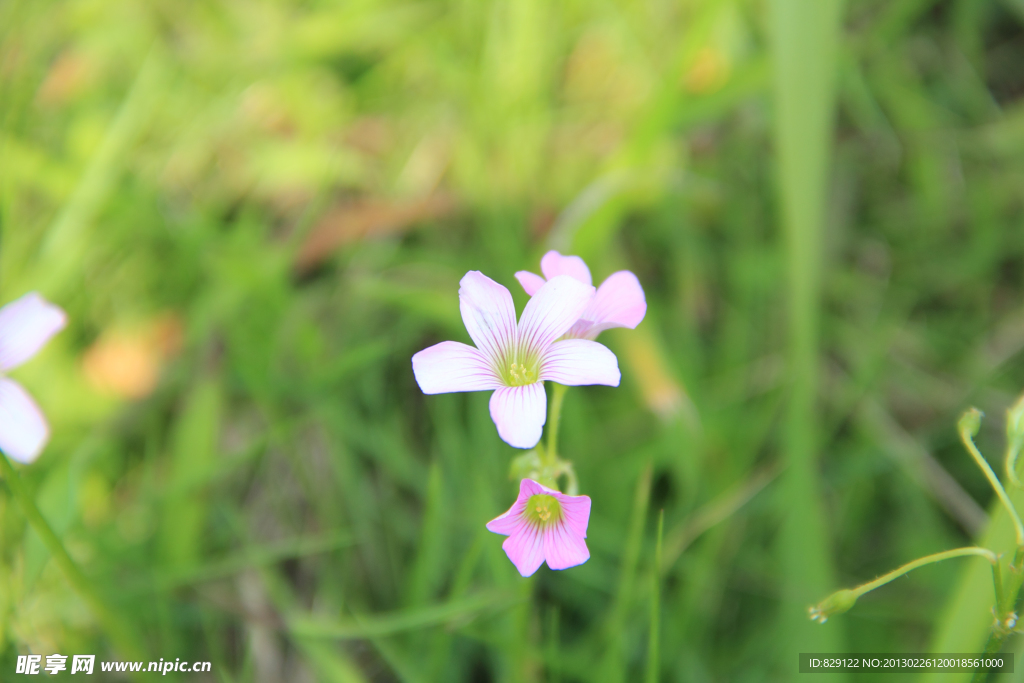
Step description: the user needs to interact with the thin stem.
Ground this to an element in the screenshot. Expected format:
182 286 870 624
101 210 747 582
645 510 664 683
1005 548 1024 617
0 453 145 661
992 561 1006 616
852 547 997 598
1006 437 1024 489
1005 394 1024 489
812 547 1000 625
976 550 1024 675
959 417 1024 547
545 383 568 467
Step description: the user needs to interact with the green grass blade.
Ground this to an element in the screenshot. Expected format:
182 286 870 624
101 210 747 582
770 0 847 668
123 532 353 594
602 462 652 683
646 510 664 683
34 49 162 298
288 592 520 639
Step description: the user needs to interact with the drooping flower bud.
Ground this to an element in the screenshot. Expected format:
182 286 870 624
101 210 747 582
808 589 858 624
958 407 983 440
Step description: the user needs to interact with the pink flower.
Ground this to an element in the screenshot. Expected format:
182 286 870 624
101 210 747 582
486 478 591 577
412 271 620 449
0 293 66 463
515 251 646 340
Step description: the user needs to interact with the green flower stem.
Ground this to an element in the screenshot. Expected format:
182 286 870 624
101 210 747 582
1006 438 1023 489
811 548 998 624
545 383 568 467
1002 548 1024 619
853 547 998 598
991 560 1006 616
0 452 145 661
975 549 1024 677
954 407 1024 675
958 411 1024 547
1005 394 1024 489
996 547 1023 611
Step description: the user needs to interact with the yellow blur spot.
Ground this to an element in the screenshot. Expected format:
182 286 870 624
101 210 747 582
618 327 699 430
83 314 183 399
683 47 730 95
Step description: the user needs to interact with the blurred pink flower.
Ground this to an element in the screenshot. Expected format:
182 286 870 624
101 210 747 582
516 251 646 340
412 271 620 449
0 293 66 463
486 478 591 577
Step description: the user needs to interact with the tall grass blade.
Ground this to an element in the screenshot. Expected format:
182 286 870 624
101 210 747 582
602 462 652 683
770 0 846 667
646 510 664 683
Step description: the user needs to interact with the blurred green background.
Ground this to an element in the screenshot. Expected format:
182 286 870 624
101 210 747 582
3 0 1024 680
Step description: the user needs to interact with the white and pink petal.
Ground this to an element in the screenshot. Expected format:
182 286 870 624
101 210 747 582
540 251 592 287
558 493 592 539
412 341 502 394
486 480 534 535
517 276 594 356
542 521 590 570
488 383 547 449
540 339 620 387
458 271 518 364
583 271 646 333
486 495 529 535
0 293 66 372
520 478 550 497
0 379 49 464
501 525 546 577
514 271 547 297
564 318 599 340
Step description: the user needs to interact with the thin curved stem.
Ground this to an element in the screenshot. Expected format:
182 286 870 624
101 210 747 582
810 546 998 625
1005 395 1024 489
851 547 997 598
959 417 1024 547
1006 436 1024 489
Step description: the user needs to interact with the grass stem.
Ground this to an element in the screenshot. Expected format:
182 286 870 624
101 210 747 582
0 452 145 662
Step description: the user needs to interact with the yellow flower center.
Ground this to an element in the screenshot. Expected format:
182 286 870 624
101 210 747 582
525 494 562 528
507 362 536 387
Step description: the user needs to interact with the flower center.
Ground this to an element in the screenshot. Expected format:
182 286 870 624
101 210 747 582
507 361 537 387
524 494 562 528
